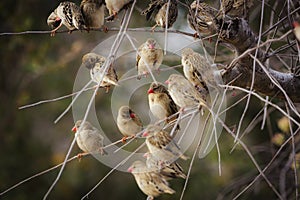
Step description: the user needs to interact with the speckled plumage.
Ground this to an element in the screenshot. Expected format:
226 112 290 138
81 52 118 92
166 74 206 109
72 120 105 155
128 160 175 200
142 0 178 29
80 0 105 29
187 1 218 36
143 124 188 163
136 38 163 79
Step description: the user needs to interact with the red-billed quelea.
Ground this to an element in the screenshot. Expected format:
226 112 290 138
105 0 133 21
72 120 106 156
148 82 179 132
187 1 218 37
143 124 188 164
80 0 105 31
117 106 143 142
136 38 163 79
81 52 118 93
128 160 175 200
142 0 178 30
165 74 207 109
181 48 209 95
47 1 86 36
144 152 186 180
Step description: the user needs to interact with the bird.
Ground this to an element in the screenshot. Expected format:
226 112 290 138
136 38 163 79
143 124 188 164
144 152 186 180
165 74 207 109
181 48 209 95
147 82 179 128
141 0 178 30
128 160 175 200
219 0 254 19
47 1 86 36
187 1 218 37
117 106 143 142
80 0 106 31
72 120 106 157
105 0 133 21
81 52 118 93
47 12 62 30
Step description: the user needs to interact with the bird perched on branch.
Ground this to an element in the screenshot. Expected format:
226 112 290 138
142 0 178 30
165 74 207 109
219 0 254 19
47 1 86 36
72 120 106 157
136 38 163 79
128 160 175 200
105 0 133 21
80 0 106 31
148 82 179 130
81 52 118 93
181 48 209 95
144 152 186 180
187 1 218 37
143 124 188 164
117 106 143 142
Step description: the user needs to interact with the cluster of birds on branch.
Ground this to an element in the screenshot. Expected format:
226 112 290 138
45 0 258 199
47 0 255 37
72 38 214 199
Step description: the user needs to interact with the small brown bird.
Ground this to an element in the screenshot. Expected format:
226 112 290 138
117 106 143 142
142 0 178 30
81 52 118 93
144 152 186 180
181 48 209 95
80 0 105 31
219 0 254 19
143 124 188 163
136 38 163 79
47 1 86 36
147 82 179 129
72 120 106 156
187 1 218 37
128 160 175 200
165 74 206 109
105 0 133 21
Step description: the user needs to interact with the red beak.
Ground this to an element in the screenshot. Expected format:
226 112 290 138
143 153 148 158
72 126 77 133
165 80 170 85
148 44 155 49
130 113 136 119
127 167 133 173
142 132 149 137
147 88 154 94
293 21 300 28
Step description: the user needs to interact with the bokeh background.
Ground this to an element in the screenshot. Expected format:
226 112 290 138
0 0 294 199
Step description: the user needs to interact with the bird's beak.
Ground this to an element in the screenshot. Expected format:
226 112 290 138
165 80 170 85
72 126 77 133
130 113 136 119
127 167 133 173
143 153 148 158
147 88 154 94
148 44 155 49
142 132 149 137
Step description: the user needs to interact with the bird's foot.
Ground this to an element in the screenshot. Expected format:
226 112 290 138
77 153 84 161
121 136 128 143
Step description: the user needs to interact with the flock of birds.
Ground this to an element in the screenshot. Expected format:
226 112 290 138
46 0 257 199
